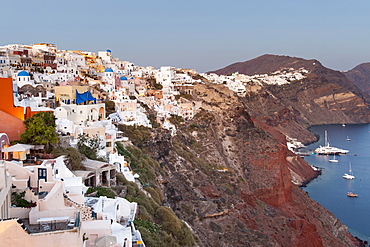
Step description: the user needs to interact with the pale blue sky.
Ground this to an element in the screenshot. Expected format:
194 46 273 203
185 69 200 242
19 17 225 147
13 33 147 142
3 0 370 72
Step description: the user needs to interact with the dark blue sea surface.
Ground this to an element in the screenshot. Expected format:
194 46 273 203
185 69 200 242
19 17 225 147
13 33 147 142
302 124 370 242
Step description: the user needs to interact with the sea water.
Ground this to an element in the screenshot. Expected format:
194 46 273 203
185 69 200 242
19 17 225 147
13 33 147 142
302 124 370 242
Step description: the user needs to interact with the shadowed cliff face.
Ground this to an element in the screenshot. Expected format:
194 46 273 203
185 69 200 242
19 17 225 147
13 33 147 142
142 83 362 246
344 62 370 96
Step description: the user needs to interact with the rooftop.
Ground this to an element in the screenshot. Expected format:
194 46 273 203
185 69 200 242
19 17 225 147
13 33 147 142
17 70 30 76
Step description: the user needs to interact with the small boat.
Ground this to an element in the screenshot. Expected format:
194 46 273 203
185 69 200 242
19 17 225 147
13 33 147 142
347 192 358 197
346 136 352 141
343 162 355 179
342 123 346 127
329 154 338 163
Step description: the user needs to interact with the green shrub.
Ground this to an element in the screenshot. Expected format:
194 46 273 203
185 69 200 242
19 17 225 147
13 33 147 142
52 147 84 170
145 187 162 205
137 227 179 247
86 187 116 198
177 222 196 246
117 125 151 144
11 192 36 208
116 174 127 185
168 115 185 125
134 218 161 233
155 206 182 236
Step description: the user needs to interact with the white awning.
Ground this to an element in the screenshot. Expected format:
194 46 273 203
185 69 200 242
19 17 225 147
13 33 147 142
2 144 33 152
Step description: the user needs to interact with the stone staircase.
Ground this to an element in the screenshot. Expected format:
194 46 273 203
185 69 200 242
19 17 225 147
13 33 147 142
64 195 93 221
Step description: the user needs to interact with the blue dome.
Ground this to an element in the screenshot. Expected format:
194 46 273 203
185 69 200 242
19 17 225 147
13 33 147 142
18 71 29 76
105 68 114 73
106 49 112 53
120 76 128 80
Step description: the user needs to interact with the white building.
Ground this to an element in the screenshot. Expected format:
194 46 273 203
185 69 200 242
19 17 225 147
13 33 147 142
54 103 105 126
84 196 145 247
98 50 113 64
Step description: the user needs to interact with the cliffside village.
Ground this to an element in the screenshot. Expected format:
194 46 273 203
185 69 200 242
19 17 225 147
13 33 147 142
0 43 310 247
0 43 206 247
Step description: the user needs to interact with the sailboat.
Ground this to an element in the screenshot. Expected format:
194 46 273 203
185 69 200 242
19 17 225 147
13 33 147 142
314 130 349 155
329 154 338 163
343 162 355 179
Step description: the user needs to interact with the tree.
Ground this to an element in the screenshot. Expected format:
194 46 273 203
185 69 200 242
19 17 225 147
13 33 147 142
146 76 163 90
20 111 58 152
105 100 116 117
77 133 105 161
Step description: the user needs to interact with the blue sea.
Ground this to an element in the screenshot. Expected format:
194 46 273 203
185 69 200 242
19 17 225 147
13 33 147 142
302 124 370 242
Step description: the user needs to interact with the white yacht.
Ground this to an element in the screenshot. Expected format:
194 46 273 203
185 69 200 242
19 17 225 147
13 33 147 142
314 131 349 155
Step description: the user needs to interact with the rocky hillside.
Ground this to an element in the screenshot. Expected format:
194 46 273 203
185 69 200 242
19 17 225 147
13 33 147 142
209 55 370 144
344 62 370 96
137 82 363 246
120 55 370 246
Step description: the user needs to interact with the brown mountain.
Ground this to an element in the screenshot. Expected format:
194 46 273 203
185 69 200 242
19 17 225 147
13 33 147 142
343 62 370 96
208 55 370 142
208 54 319 76
209 54 370 103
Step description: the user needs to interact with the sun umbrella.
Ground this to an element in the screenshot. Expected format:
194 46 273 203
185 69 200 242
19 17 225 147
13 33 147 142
95 235 117 247
2 144 33 152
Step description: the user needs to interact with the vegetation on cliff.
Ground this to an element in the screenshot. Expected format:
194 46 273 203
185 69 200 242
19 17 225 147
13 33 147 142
114 141 197 246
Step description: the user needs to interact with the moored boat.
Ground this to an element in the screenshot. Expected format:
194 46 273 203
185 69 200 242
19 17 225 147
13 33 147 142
329 154 338 163
343 163 355 180
314 131 349 155
347 192 358 197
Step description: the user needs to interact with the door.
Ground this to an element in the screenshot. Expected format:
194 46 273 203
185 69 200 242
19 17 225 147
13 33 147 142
38 168 47 182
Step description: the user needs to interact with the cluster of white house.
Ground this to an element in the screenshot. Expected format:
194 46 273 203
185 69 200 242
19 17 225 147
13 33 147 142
201 67 309 96
0 42 208 247
0 141 144 247
0 42 207 183
0 43 203 132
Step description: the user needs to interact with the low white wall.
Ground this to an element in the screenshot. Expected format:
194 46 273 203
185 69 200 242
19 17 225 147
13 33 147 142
9 207 31 219
29 207 78 224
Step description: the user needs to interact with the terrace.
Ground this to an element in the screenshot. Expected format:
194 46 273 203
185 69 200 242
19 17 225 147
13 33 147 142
10 216 79 234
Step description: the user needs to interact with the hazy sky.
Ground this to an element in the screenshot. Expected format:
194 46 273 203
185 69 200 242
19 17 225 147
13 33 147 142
3 0 370 72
